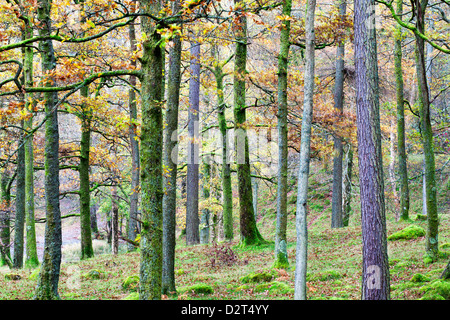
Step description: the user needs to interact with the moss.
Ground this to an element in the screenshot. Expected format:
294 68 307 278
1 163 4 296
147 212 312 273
82 269 103 280
410 273 431 283
122 274 140 291
4 273 21 281
415 214 427 221
235 284 250 291
28 268 40 281
309 270 343 282
123 292 140 300
423 254 434 265
175 269 185 276
240 271 274 284
179 283 214 295
420 279 450 300
387 225 426 241
254 281 294 295
440 243 450 250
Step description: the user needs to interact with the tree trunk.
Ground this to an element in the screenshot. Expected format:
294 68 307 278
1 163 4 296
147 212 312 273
415 3 438 261
389 118 400 218
274 0 292 269
34 0 62 300
200 156 211 244
90 202 99 236
23 20 39 269
162 0 181 294
394 0 410 221
354 0 390 300
294 0 316 300
186 40 201 246
128 3 140 252
0 167 12 267
139 0 164 300
233 0 264 247
342 143 353 227
79 84 94 260
331 0 347 229
213 46 233 241
14 119 26 269
111 186 119 255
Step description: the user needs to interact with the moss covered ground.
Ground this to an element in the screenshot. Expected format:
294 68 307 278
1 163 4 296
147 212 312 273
0 157 449 300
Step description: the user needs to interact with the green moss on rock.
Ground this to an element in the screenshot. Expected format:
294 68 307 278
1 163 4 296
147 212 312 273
82 269 103 280
254 281 294 295
122 292 140 300
4 273 21 281
387 225 426 241
122 274 140 291
420 279 450 300
240 271 274 284
179 283 214 295
309 269 342 282
410 273 431 283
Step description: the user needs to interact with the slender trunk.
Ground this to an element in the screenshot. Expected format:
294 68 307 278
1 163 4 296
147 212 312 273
200 156 211 244
354 0 390 300
14 119 26 269
139 0 164 300
111 186 119 255
274 0 292 268
213 47 233 241
394 0 410 221
342 143 353 226
34 0 62 300
79 84 94 260
23 21 39 269
128 4 140 252
294 0 316 300
389 118 400 218
0 168 12 267
331 0 347 229
162 0 182 295
186 40 201 246
90 202 99 236
414 0 438 261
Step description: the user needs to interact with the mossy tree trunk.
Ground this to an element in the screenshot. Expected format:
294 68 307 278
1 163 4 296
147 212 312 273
331 0 347 229
14 119 25 269
274 0 292 269
34 0 62 300
128 2 140 252
0 166 12 267
233 0 264 247
354 0 390 300
162 0 182 296
200 156 211 244
212 46 233 241
294 0 316 300
186 40 201 246
139 0 164 300
414 0 438 262
342 143 353 226
394 0 410 221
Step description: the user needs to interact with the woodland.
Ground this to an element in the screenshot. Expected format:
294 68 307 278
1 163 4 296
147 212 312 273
0 0 449 301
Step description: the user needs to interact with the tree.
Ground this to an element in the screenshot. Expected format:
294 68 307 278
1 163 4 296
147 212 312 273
274 0 292 269
393 0 410 221
162 0 182 295
331 0 347 229
354 0 390 300
186 39 201 246
294 0 316 300
33 0 62 300
233 0 265 247
138 0 165 300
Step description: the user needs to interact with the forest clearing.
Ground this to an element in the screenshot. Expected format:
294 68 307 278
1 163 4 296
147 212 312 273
0 0 449 302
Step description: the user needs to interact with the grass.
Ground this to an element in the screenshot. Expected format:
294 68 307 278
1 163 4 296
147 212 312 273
0 156 449 300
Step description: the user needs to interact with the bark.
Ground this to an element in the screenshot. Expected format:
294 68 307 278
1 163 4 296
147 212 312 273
128 3 140 252
90 202 99 236
162 0 182 295
23 20 39 269
331 0 347 229
389 118 400 218
394 0 410 221
414 0 438 261
79 84 94 260
294 0 316 300
0 167 12 267
233 0 264 247
34 0 62 300
274 0 292 268
186 40 201 246
342 143 353 227
354 0 390 300
200 156 211 244
213 47 233 241
139 0 164 300
111 186 119 255
14 119 25 269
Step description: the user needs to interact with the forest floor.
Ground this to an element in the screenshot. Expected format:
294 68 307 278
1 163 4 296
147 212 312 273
0 155 449 300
